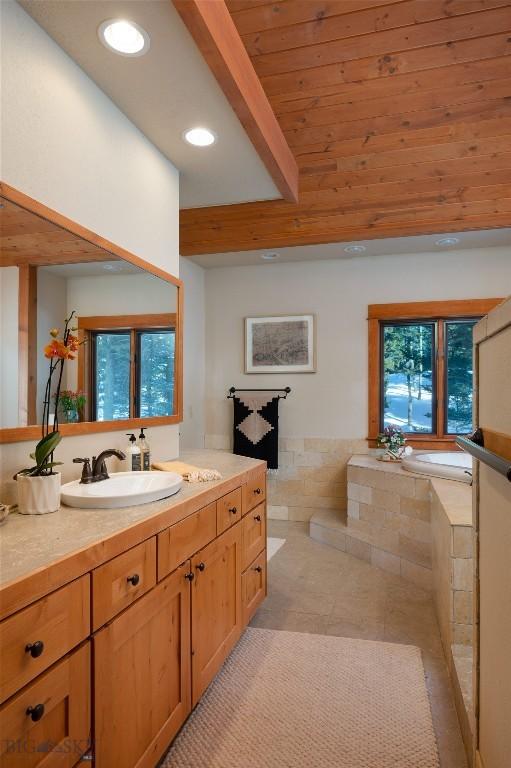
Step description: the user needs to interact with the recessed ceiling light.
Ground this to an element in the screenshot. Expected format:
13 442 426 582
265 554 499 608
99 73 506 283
103 263 123 272
261 252 280 261
183 127 217 147
435 237 460 247
344 244 366 254
98 19 150 56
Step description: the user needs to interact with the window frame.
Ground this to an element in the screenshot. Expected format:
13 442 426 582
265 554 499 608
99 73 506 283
368 299 503 449
78 313 176 424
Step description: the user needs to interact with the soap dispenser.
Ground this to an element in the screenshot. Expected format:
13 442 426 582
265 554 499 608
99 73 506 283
126 433 141 471
138 427 151 471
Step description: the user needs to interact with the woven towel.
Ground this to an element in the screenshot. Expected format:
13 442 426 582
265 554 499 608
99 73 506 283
152 461 222 483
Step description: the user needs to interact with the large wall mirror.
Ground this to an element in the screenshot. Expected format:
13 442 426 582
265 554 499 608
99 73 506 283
0 183 182 443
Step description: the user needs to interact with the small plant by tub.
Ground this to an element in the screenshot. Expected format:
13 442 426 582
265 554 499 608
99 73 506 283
376 426 408 461
15 312 83 514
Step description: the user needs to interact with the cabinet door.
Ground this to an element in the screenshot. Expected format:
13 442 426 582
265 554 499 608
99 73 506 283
242 550 267 625
191 525 242 705
94 564 191 768
241 502 266 571
0 642 90 768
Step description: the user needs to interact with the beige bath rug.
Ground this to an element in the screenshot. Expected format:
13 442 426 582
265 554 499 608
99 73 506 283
163 628 439 768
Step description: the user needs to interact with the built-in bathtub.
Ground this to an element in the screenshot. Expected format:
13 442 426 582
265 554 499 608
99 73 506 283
403 452 472 483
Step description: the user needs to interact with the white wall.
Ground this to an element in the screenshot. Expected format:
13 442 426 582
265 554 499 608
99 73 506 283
179 257 206 450
204 247 511 444
0 1 181 501
66 273 176 317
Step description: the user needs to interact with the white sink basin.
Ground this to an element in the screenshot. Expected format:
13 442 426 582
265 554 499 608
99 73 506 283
61 471 183 509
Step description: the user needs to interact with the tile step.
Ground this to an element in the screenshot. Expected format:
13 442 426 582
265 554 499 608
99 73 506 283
309 509 432 591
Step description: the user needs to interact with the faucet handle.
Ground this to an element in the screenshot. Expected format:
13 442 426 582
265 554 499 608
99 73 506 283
73 457 92 484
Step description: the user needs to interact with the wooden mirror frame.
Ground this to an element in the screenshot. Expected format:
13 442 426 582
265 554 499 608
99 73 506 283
0 182 183 444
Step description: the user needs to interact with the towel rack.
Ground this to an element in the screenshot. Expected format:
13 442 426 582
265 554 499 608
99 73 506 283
227 386 291 400
456 428 511 482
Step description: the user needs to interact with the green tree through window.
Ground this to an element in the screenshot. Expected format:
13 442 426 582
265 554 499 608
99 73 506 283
383 323 434 433
381 318 477 437
92 328 175 420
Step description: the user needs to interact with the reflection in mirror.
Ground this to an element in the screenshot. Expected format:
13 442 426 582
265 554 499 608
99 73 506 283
1 253 178 430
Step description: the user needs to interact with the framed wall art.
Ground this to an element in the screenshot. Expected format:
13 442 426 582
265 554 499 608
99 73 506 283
245 315 316 374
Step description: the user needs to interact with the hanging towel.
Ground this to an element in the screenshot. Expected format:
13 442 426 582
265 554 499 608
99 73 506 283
232 392 280 469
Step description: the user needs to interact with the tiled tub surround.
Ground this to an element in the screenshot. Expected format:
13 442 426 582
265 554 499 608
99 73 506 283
430 480 474 650
311 457 474 612
205 435 368 522
430 479 475 758
345 456 434 589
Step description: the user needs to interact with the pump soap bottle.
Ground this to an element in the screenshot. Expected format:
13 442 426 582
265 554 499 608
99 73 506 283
126 433 141 471
138 428 151 471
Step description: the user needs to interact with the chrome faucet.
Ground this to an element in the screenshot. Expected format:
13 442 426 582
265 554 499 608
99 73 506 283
73 449 126 483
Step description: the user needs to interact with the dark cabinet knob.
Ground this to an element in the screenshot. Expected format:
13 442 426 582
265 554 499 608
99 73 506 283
196 562 205 572
254 487 262 495
26 703 45 722
25 640 44 659
229 507 237 515
127 574 140 586
184 572 194 582
254 514 261 522
254 565 263 573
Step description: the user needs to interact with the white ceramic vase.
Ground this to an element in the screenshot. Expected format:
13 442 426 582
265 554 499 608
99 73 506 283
17 472 61 515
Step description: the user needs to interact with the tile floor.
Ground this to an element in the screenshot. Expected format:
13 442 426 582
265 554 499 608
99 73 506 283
251 520 468 768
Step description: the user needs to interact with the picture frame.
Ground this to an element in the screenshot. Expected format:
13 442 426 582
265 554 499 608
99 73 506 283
245 315 316 374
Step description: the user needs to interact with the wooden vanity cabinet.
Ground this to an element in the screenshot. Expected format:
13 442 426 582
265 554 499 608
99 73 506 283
0 461 267 768
191 524 243 705
0 642 91 768
94 563 191 768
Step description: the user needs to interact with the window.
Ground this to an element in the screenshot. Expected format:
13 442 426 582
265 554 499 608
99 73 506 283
368 300 502 446
78 314 176 422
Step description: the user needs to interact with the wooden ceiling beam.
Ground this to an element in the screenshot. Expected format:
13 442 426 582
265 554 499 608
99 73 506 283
172 0 299 202
181 198 511 255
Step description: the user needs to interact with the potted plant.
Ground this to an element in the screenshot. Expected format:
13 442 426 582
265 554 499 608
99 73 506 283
16 432 63 514
15 312 82 514
55 389 86 423
376 426 407 461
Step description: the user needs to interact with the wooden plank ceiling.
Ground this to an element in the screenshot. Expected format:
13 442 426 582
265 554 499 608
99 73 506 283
180 0 511 256
0 196 118 267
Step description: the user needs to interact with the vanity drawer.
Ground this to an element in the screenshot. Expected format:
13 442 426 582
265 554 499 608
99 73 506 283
241 502 266 571
92 538 156 630
158 502 217 580
0 575 90 704
242 469 266 514
242 551 266 625
216 488 242 535
0 642 90 768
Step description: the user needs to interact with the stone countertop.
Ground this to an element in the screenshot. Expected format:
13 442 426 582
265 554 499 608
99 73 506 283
0 450 264 601
348 453 427 479
430 479 472 527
